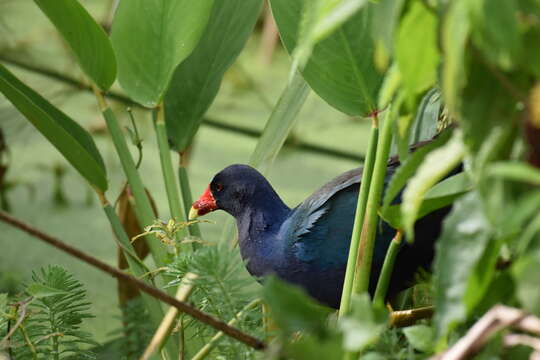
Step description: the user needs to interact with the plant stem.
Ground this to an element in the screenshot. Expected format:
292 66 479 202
140 273 197 360
373 231 402 307
178 151 201 240
338 117 379 317
153 104 189 252
92 85 170 270
99 192 177 359
191 299 262 360
353 107 395 294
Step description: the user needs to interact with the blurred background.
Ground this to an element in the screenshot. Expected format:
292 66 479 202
0 0 371 340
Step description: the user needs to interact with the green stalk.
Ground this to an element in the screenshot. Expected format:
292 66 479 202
353 107 395 294
99 192 176 360
153 104 189 251
92 86 169 269
178 152 202 241
338 118 379 317
191 299 262 360
220 71 310 243
373 231 402 307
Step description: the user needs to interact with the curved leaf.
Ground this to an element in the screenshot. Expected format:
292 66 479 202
380 172 472 229
0 65 108 191
433 191 492 342
34 0 116 90
270 0 383 115
395 1 439 96
111 0 214 107
165 0 263 152
441 0 470 113
488 161 540 186
382 130 451 212
401 131 465 240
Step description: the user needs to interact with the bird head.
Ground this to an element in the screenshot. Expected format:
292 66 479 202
189 164 268 219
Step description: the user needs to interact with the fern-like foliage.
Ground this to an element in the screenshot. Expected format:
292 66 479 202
6 265 98 360
167 244 263 359
107 297 153 360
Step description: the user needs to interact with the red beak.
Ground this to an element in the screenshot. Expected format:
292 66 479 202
189 185 217 219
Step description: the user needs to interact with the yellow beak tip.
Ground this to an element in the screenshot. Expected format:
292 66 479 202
188 207 199 221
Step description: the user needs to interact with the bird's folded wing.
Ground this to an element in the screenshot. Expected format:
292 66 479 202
279 167 362 245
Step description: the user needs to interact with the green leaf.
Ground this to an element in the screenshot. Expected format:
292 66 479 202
263 276 331 337
460 52 521 153
402 131 465 239
26 283 69 298
286 334 344 360
441 0 470 113
512 253 540 316
371 0 406 70
339 294 387 352
395 1 439 96
381 172 471 229
403 325 434 353
382 129 452 212
469 0 521 70
0 65 108 191
433 191 492 342
270 0 384 115
111 0 214 107
409 89 441 145
293 0 368 68
34 0 116 90
488 161 540 186
165 0 263 152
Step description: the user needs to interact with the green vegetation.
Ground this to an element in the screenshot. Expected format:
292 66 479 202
1 0 540 359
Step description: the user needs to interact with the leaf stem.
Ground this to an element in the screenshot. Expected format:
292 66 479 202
353 106 395 294
178 151 201 241
373 230 403 307
191 299 262 360
98 192 178 358
153 104 189 252
338 116 379 317
92 85 170 270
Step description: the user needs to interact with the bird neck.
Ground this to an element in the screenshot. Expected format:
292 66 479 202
234 188 290 243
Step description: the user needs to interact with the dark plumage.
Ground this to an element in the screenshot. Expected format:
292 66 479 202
190 162 451 308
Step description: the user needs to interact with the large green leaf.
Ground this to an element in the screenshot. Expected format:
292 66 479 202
371 0 406 70
34 0 116 90
395 1 439 96
263 276 331 337
433 191 492 343
441 0 470 114
165 0 263 152
111 0 214 107
270 0 383 115
469 0 521 70
513 252 540 316
339 294 387 352
292 0 368 68
0 65 108 191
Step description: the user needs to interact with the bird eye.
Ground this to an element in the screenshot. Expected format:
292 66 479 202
216 183 223 192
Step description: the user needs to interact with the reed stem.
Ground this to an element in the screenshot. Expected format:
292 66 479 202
153 104 190 251
353 107 395 295
338 117 379 317
373 231 402 307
